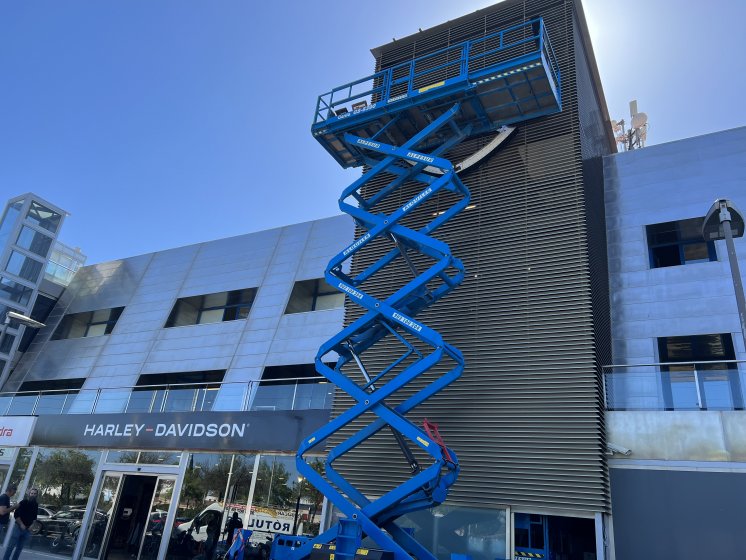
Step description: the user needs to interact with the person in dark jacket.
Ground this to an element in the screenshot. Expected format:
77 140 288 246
225 512 242 542
3 488 38 560
0 485 17 543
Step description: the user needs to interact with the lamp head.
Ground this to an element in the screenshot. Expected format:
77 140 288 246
5 311 45 329
703 198 745 240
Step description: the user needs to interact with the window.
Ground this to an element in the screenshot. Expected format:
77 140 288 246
52 307 124 340
16 226 53 258
128 370 225 413
0 277 33 306
17 294 56 352
5 251 44 283
45 244 85 287
26 201 62 233
0 332 14 354
0 304 23 329
285 278 344 314
646 218 716 268
658 333 743 410
14 378 84 415
252 364 332 411
165 288 257 327
0 200 23 248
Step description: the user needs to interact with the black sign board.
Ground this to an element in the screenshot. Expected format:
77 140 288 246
31 410 329 452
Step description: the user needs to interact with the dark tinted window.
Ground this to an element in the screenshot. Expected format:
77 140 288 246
52 307 124 340
165 288 257 327
285 279 343 314
647 218 716 268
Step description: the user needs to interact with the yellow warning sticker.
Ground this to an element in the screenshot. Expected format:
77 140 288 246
418 81 445 93
416 437 430 447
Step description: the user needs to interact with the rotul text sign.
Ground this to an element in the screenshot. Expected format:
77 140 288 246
31 410 328 451
0 417 37 447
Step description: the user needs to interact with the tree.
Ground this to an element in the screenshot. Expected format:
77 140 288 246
181 467 205 512
306 458 325 527
31 450 96 507
253 458 293 508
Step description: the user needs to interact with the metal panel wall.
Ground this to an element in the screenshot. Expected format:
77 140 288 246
605 126 746 365
8 215 354 391
330 0 612 515
610 468 745 559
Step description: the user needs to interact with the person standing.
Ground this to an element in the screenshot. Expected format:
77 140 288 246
0 485 17 543
224 512 242 543
3 488 38 560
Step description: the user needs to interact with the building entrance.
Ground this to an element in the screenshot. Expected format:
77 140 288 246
82 472 176 560
103 475 157 560
514 513 596 560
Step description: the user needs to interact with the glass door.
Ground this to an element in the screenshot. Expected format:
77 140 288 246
137 477 176 560
82 473 123 559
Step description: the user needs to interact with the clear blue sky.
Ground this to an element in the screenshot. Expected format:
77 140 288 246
1 0 745 265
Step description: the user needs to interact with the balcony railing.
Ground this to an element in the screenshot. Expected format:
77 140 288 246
0 377 334 416
313 18 560 125
603 360 746 411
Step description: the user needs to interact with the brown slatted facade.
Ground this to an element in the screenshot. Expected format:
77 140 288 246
328 0 613 516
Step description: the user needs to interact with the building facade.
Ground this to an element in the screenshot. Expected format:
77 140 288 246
0 214 353 560
0 3 742 560
604 126 746 559
330 0 614 559
0 194 82 390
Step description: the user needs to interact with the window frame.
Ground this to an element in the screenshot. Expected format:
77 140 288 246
646 218 717 268
51 307 125 340
164 288 257 328
284 278 344 314
5 249 45 283
657 333 743 410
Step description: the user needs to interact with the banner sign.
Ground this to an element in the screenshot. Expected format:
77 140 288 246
0 417 37 447
30 410 329 452
0 448 17 461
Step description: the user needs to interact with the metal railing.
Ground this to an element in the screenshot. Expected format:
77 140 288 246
312 18 559 124
0 377 335 416
603 360 746 411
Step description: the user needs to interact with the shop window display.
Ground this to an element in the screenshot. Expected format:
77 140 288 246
25 448 101 557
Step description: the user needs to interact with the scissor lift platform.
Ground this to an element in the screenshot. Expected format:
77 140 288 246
311 18 561 168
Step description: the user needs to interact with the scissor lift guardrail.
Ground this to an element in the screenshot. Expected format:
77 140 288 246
291 16 562 560
311 18 560 168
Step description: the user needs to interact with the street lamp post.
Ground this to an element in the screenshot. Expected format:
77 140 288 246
292 476 304 535
703 199 746 409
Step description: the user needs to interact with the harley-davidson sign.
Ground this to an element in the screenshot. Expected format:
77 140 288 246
31 410 328 451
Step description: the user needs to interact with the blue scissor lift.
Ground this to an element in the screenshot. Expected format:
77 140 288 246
285 17 562 560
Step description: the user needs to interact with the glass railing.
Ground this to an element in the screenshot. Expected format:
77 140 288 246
0 377 335 416
603 361 746 411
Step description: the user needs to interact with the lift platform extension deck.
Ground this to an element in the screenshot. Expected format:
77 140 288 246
288 17 562 560
312 18 560 168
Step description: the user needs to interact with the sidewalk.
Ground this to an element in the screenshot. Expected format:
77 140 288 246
3 550 67 560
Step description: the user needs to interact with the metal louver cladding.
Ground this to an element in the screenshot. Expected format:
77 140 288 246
329 0 613 515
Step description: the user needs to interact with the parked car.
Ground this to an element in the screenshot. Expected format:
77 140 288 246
169 504 232 558
39 509 87 538
37 506 57 520
38 509 108 553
